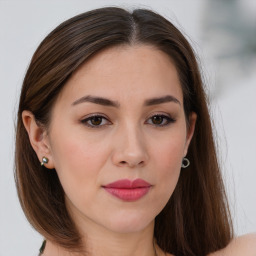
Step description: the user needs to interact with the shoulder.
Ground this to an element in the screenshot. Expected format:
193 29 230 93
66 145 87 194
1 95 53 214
208 233 256 256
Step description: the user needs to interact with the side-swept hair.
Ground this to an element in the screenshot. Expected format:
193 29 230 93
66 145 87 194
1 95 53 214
15 7 233 256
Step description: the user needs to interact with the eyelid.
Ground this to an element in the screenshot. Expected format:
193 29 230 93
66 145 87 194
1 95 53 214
145 113 176 127
80 112 176 129
80 113 111 128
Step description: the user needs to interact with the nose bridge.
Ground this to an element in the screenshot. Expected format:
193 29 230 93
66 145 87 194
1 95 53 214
111 121 149 168
125 122 144 152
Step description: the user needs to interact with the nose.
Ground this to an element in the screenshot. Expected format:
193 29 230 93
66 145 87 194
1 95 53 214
111 124 149 168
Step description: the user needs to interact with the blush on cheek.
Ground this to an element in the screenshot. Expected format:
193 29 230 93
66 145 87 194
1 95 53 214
156 141 184 170
54 134 100 165
153 140 184 197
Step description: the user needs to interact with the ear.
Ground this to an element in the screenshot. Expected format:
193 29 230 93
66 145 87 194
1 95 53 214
183 112 197 157
22 110 55 169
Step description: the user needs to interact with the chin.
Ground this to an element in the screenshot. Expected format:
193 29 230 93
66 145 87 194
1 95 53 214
103 211 155 234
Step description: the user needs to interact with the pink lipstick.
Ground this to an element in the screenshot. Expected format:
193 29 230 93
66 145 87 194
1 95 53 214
103 179 151 201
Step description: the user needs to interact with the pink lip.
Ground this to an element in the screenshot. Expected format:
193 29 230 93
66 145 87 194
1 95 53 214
103 179 152 201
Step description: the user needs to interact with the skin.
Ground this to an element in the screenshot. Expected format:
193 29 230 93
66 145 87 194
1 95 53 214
209 233 256 256
22 45 256 256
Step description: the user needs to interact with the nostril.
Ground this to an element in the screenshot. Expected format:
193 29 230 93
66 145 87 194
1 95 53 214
118 160 145 167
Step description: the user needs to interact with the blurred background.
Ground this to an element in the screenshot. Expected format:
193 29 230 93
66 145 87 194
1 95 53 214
0 0 255 255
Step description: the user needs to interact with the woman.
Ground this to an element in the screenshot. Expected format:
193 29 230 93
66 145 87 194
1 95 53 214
15 7 255 256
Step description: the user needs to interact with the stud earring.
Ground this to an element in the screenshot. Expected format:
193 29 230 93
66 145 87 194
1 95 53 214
181 157 190 168
41 157 49 166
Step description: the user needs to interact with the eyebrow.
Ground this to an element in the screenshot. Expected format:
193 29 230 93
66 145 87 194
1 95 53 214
144 95 180 106
72 95 181 107
72 95 120 107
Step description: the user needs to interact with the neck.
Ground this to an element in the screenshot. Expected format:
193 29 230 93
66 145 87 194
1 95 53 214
43 220 162 256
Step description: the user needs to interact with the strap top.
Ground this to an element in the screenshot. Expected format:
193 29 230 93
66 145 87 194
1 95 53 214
38 240 46 256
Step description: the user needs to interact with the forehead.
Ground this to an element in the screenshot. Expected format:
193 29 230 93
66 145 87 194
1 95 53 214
58 44 183 106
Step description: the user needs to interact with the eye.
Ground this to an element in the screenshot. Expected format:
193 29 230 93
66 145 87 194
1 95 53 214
81 115 111 128
146 114 175 127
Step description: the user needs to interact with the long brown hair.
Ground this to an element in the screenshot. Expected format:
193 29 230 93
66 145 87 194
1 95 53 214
15 7 233 256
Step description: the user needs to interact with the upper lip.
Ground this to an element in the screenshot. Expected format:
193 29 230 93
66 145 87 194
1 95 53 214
103 179 151 188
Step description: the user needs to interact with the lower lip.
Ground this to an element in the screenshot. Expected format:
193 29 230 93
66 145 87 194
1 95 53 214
103 187 151 201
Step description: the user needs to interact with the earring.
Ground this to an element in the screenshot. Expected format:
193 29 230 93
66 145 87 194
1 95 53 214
41 157 49 166
181 157 190 168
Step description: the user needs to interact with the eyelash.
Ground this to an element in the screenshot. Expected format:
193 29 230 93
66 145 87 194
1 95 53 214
81 113 176 129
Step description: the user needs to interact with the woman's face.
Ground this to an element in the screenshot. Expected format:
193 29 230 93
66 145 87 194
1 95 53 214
46 45 196 234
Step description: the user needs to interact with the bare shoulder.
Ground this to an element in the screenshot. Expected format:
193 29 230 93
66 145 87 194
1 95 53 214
208 233 256 256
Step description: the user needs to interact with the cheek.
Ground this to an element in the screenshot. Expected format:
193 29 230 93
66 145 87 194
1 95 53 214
154 131 185 171
152 132 186 201
49 132 109 197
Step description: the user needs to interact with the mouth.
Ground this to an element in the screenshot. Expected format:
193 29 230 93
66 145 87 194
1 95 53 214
102 179 152 201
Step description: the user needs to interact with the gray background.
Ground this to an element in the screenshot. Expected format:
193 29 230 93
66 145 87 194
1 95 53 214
1 0 255 255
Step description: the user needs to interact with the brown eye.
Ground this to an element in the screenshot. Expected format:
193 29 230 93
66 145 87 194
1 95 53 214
90 116 103 126
152 115 164 125
147 114 175 127
81 115 110 128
